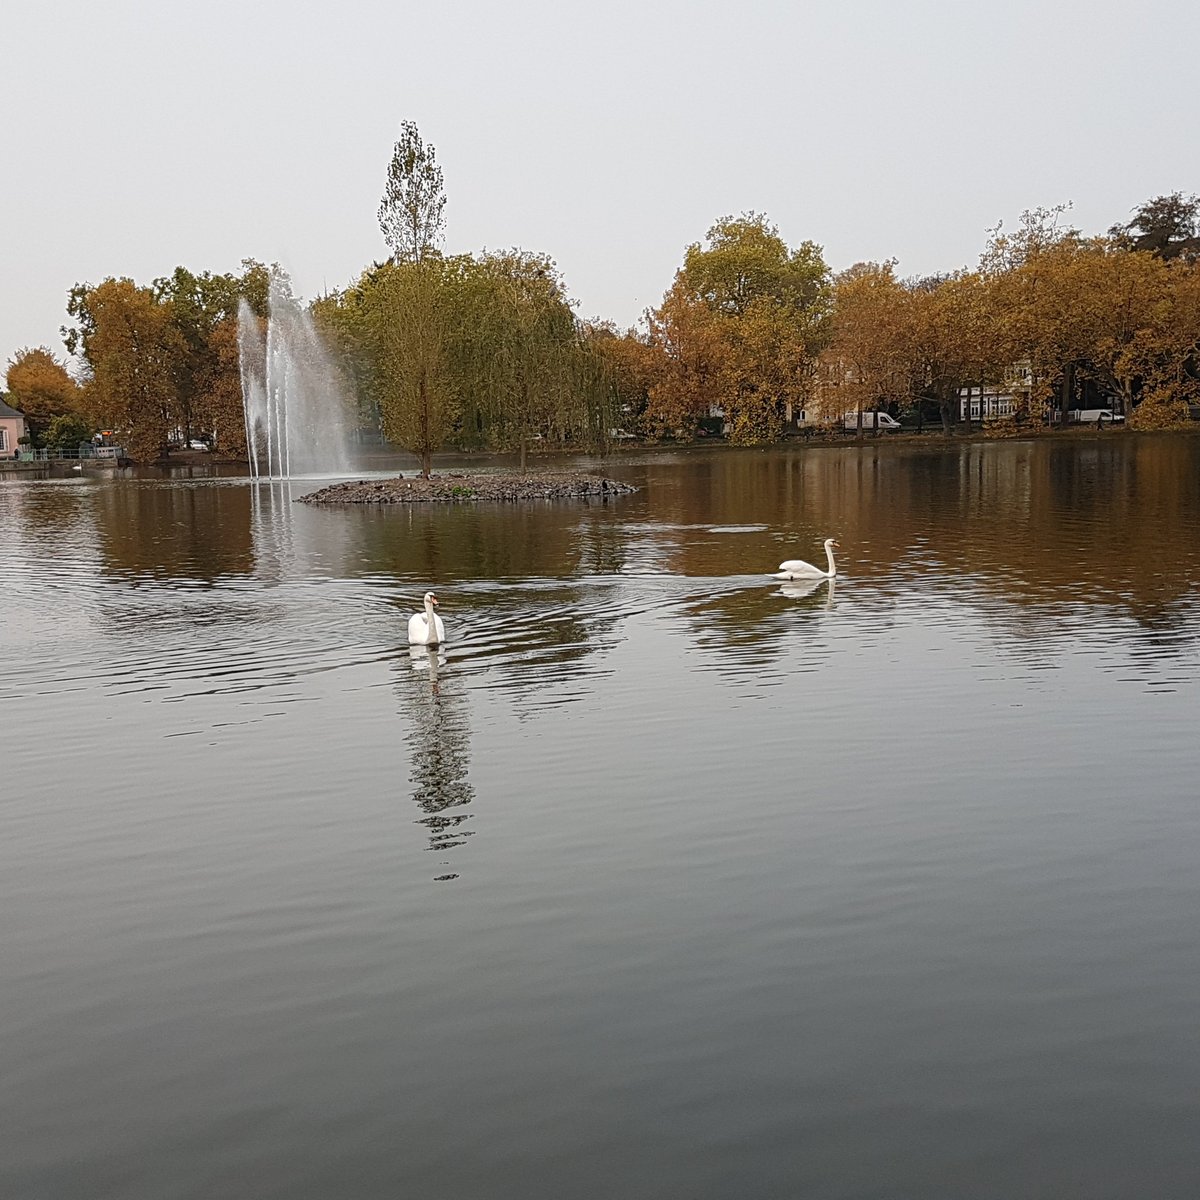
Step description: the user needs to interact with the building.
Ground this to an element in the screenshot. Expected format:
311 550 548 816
959 365 1033 421
0 398 27 457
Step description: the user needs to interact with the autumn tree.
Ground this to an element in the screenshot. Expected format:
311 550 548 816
905 271 1009 432
584 321 660 435
152 260 269 452
819 261 910 435
64 278 184 461
4 347 83 441
1118 258 1200 427
646 214 830 443
643 282 726 438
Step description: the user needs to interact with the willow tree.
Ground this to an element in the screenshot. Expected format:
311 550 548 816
464 251 599 470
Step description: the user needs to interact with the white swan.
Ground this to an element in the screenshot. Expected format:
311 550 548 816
776 538 838 580
407 591 446 646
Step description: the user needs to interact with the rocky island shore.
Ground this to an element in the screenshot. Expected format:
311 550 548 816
298 472 636 505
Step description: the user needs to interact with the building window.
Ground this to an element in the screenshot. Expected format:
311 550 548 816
0 428 8 452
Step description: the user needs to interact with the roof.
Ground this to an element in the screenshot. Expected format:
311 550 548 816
0 397 26 419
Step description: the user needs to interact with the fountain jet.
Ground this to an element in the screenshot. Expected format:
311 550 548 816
239 276 352 479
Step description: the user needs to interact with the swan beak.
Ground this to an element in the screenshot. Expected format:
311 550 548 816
431 596 439 606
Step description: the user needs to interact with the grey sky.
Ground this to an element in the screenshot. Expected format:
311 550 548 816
3 0 1197 368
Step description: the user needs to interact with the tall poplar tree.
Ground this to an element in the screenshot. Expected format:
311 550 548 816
378 121 446 265
374 122 452 474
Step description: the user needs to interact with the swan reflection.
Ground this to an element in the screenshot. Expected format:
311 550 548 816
408 645 448 672
779 576 836 608
396 645 475 880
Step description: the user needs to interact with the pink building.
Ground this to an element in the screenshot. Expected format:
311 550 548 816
0 398 27 457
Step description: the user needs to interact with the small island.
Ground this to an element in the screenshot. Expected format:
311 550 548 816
298 471 636 505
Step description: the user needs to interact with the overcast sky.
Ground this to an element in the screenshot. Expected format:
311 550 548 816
3 0 1198 366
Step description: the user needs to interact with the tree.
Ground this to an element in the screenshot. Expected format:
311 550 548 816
378 121 447 265
1110 192 1200 262
819 261 910 436
583 321 660 435
42 412 94 449
1118 258 1200 427
64 278 184 461
369 259 460 477
905 271 1007 433
149 259 272 451
4 347 83 439
463 251 595 470
646 214 830 443
644 281 727 438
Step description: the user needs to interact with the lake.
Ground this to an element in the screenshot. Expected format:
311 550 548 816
3 437 1200 1199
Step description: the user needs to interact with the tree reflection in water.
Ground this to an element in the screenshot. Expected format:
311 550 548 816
397 646 476 881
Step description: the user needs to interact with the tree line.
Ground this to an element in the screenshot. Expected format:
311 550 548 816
5 263 270 461
598 194 1200 440
4 118 1199 460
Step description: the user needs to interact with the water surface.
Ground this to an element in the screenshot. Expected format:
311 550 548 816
3 439 1200 1198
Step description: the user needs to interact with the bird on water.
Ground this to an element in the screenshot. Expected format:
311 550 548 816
775 538 839 580
408 591 446 646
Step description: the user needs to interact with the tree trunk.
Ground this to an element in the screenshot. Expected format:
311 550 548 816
419 370 431 478
1059 361 1073 429
519 432 527 473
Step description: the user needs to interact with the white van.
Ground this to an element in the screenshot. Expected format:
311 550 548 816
843 411 902 431
1071 409 1125 424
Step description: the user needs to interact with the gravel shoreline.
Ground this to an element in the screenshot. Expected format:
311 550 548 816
297 471 636 504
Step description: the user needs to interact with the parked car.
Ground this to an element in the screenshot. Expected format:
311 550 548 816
187 439 210 451
843 411 902 431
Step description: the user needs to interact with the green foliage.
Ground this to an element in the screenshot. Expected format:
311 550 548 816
460 251 609 467
1110 193 1200 262
682 213 830 319
42 412 94 449
315 251 613 472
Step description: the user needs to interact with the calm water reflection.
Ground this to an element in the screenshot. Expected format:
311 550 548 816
3 439 1200 1199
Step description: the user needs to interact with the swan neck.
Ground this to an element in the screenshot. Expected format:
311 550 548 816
826 544 837 577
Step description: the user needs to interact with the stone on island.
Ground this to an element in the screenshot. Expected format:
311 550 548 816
297 472 636 504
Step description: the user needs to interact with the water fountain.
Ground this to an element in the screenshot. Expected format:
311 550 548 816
238 276 353 479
